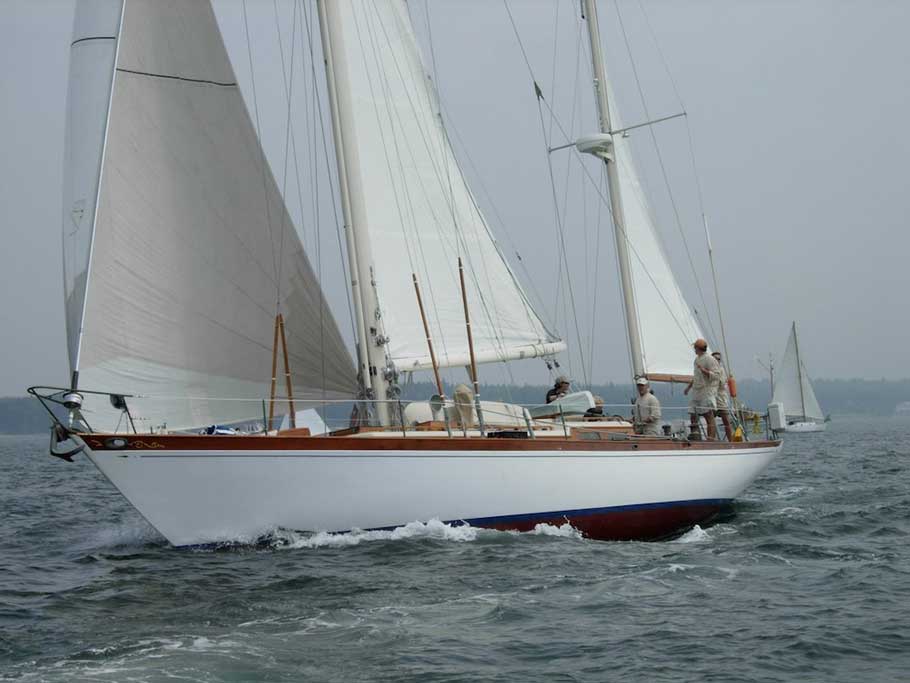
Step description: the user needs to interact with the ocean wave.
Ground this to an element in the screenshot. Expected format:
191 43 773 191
673 525 711 543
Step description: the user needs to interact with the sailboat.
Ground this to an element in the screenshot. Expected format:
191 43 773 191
32 0 782 546
768 322 826 433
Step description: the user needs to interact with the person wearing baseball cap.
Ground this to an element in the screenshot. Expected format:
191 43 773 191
684 338 720 439
633 376 662 436
545 376 571 404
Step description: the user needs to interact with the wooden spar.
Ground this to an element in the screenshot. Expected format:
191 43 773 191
457 258 485 434
277 314 297 429
268 314 281 430
268 313 297 431
412 273 445 398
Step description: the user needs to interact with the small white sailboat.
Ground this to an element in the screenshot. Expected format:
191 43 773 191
768 322 826 433
33 0 782 546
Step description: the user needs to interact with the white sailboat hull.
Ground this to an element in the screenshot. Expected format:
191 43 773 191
79 435 782 546
778 421 826 433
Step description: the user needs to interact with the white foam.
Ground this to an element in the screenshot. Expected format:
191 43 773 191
278 518 479 549
673 524 711 543
530 522 582 538
667 563 694 572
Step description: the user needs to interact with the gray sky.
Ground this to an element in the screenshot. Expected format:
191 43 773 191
2 0 909 397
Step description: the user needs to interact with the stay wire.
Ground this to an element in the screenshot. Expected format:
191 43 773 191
241 1 280 304
613 2 719 345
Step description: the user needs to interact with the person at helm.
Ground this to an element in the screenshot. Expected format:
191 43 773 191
546 376 571 404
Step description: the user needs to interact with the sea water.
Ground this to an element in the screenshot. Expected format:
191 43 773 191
1 417 908 681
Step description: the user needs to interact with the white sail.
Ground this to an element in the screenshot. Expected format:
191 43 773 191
320 0 563 372
64 0 357 431
772 324 824 421
62 0 124 377
607 85 705 381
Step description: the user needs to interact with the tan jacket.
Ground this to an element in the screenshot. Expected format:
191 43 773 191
634 392 662 436
715 364 730 410
692 352 720 397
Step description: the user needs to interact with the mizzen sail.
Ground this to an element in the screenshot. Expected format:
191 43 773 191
63 0 357 431
607 84 705 381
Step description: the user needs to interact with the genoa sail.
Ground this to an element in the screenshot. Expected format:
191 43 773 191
771 323 824 421
606 83 706 381
62 0 357 431
319 0 564 372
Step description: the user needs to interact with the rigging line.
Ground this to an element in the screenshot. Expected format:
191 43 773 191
507 3 588 383
241 0 280 299
436 103 555 336
546 0 561 145
534 71 704 352
587 163 606 380
301 0 357 344
637 0 732 364
536 96 589 387
426 73 551 350
366 6 514 366
613 2 719 344
271 0 300 297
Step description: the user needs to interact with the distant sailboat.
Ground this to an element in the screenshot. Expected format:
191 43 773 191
768 322 826 433
31 0 783 546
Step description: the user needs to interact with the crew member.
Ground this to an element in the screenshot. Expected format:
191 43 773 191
684 338 720 439
633 377 662 436
546 376 571 404
451 383 475 431
712 351 734 441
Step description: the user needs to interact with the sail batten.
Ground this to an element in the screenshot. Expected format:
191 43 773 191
65 0 357 431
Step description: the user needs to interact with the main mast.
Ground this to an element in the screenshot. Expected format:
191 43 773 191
316 0 393 425
580 0 645 380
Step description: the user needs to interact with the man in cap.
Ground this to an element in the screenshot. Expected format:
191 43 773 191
712 351 733 441
683 338 720 439
633 377 662 436
546 376 571 404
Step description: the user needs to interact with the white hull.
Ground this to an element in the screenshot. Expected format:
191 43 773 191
778 421 826 433
81 437 782 546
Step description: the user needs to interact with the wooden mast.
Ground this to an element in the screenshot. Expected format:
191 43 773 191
268 313 296 430
458 258 485 434
413 273 445 399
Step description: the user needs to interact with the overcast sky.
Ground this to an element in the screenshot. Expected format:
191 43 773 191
2 0 909 397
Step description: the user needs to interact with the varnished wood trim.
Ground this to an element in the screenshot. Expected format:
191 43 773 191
82 432 780 454
645 373 695 384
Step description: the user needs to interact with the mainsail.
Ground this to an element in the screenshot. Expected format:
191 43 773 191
62 0 357 431
772 323 824 421
319 0 564 372
607 85 705 381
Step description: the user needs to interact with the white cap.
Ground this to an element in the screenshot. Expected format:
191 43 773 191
635 376 649 386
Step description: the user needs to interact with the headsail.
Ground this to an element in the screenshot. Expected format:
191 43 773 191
772 323 824 421
319 0 564 372
63 0 357 431
607 85 705 382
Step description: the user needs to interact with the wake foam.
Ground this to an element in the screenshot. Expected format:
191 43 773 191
673 524 711 543
269 519 582 549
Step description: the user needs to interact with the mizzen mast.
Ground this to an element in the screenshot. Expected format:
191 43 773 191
580 0 645 380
